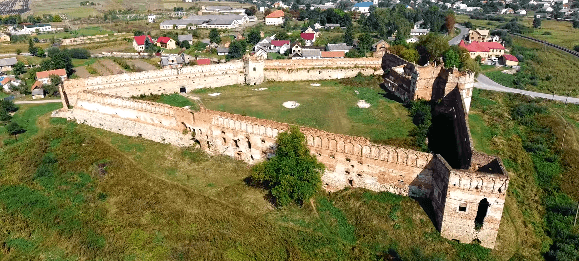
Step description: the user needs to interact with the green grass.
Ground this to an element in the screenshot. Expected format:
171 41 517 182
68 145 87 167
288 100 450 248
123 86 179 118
521 19 579 50
509 38 579 96
36 27 116 40
484 71 515 88
192 78 415 146
0 103 63 144
72 58 98 67
133 93 198 109
0 110 495 260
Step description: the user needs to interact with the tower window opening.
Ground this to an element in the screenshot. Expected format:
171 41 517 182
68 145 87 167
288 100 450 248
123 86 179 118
474 198 490 230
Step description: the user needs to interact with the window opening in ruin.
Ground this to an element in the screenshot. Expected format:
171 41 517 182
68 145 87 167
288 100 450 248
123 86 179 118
180 87 186 93
250 155 254 161
253 67 256 71
474 198 490 230
459 202 467 212
357 174 362 177
472 239 481 245
222 131 225 135
346 158 351 162
348 179 354 186
247 140 252 149
138 134 142 137
222 137 227 144
261 139 265 144
498 188 502 193
207 141 211 149
234 140 239 148
329 154 335 159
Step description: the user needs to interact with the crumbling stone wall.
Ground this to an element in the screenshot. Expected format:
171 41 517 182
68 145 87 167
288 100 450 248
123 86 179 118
56 54 508 250
438 152 509 249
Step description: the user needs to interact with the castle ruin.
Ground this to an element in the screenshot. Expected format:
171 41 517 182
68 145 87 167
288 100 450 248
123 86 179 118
55 55 508 249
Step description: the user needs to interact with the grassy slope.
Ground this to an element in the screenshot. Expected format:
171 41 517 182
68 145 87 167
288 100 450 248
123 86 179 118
0 103 494 260
520 19 579 50
469 89 579 260
192 77 415 147
483 38 579 97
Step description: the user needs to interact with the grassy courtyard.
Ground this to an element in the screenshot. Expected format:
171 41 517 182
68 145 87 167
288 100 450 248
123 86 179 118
192 77 415 147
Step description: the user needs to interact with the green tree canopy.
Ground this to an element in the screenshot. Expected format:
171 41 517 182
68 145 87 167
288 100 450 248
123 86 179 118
247 29 261 45
227 40 247 60
250 126 324 207
344 25 354 46
416 33 450 65
533 17 541 28
443 48 461 69
12 61 25 77
6 121 25 137
209 29 221 44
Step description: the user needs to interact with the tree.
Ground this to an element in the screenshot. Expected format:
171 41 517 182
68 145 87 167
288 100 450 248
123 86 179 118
0 108 11 122
445 11 456 35
227 40 247 60
53 15 62 22
416 33 450 65
358 33 373 56
475 55 482 64
400 48 419 63
209 29 221 44
572 20 579 29
408 100 431 151
443 48 461 69
247 29 261 45
6 122 25 138
245 6 257 16
250 126 324 207
344 25 354 46
44 74 63 97
533 17 542 28
1 99 18 113
28 38 37 56
12 61 25 77
40 49 73 76
180 40 191 49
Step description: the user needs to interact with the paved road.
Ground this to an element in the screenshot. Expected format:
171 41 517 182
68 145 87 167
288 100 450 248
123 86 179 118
475 74 579 104
449 24 468 46
15 99 61 104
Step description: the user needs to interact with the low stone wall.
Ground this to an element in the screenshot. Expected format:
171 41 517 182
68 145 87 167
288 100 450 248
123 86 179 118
264 67 383 82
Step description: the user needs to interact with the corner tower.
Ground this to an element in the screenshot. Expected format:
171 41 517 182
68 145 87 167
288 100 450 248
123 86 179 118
433 152 509 249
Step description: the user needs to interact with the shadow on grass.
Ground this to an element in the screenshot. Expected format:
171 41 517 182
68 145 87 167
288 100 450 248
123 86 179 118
413 197 439 231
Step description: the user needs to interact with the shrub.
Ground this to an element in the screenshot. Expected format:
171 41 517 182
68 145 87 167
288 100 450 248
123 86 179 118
250 126 324 206
408 100 431 151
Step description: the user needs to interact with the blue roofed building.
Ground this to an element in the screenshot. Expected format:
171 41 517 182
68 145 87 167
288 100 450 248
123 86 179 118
352 2 374 14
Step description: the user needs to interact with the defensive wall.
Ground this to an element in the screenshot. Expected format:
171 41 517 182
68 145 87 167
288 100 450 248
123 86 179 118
57 54 508 249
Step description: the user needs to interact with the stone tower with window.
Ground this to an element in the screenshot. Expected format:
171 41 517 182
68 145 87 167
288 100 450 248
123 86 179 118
431 152 509 249
244 54 265 85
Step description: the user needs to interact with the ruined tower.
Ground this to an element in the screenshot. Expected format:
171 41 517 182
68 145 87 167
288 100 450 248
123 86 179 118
244 54 265 85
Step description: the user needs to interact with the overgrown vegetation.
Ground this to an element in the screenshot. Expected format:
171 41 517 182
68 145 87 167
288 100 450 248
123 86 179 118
469 89 579 260
133 93 198 110
250 126 324 207
407 100 432 151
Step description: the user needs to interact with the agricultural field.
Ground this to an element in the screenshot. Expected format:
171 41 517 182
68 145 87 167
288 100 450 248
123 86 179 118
192 77 416 147
0 0 29 15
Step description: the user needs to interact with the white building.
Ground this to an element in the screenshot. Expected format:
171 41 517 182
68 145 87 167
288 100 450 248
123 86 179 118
265 10 284 26
148 15 156 23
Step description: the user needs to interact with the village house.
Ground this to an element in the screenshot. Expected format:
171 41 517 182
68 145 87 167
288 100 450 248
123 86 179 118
352 2 373 14
160 14 248 30
372 40 390 57
459 40 505 61
265 10 284 26
292 48 321 59
156 37 177 49
0 33 10 42
327 43 353 53
195 58 211 65
160 54 191 69
148 15 156 23
0 57 17 72
36 69 67 85
410 28 430 36
31 81 44 99
217 47 230 56
133 35 154 51
300 33 316 46
1 77 21 92
321 51 345 59
468 29 491 42
200 5 246 15
270 40 290 54
178 34 194 45
500 54 519 67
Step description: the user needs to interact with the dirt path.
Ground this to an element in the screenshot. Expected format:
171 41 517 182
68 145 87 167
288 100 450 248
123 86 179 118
74 66 92 78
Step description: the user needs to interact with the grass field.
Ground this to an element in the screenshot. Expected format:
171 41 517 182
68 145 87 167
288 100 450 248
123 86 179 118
192 77 416 147
0 102 493 260
134 93 198 109
483 38 579 97
520 19 579 50
36 27 116 40
469 88 579 260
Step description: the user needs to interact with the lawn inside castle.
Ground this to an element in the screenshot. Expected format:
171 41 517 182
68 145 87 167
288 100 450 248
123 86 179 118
190 78 416 146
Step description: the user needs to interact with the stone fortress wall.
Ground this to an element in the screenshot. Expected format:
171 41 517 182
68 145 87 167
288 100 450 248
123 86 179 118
57 55 508 249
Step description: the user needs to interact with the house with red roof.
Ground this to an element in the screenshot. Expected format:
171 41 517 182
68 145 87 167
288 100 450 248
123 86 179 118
300 33 316 46
459 40 505 61
265 10 284 26
500 54 519 67
321 51 345 59
36 69 67 85
270 40 290 54
195 58 211 65
156 36 177 49
133 35 154 51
